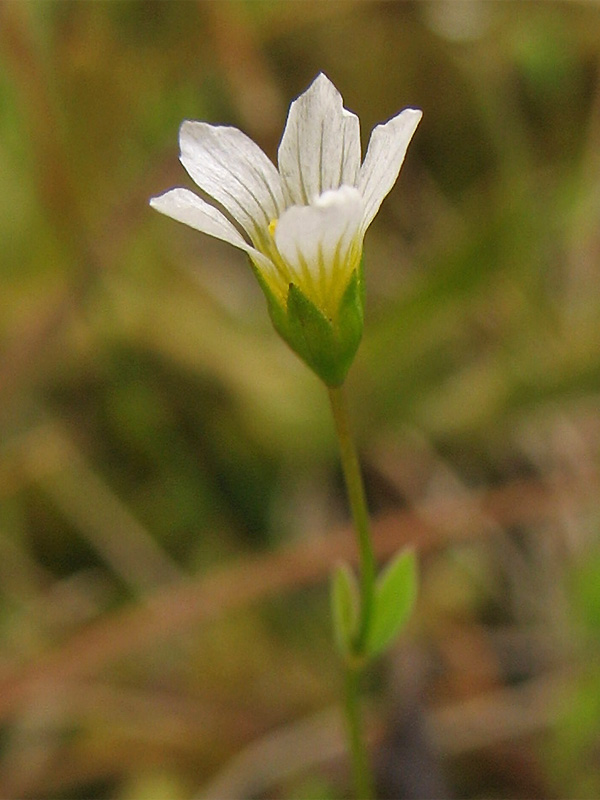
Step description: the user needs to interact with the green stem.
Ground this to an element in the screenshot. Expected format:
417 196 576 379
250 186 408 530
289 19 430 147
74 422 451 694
328 385 376 651
344 664 375 800
328 384 377 800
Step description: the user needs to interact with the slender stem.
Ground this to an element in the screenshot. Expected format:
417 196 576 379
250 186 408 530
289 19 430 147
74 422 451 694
327 385 376 651
344 664 375 800
328 383 377 799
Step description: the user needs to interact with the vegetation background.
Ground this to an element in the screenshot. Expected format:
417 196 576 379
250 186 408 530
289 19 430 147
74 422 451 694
1 1 600 798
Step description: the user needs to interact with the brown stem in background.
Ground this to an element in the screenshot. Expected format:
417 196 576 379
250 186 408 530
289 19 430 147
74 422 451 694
0 472 595 723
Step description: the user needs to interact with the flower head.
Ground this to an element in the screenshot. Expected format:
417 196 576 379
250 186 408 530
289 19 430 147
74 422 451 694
151 73 421 385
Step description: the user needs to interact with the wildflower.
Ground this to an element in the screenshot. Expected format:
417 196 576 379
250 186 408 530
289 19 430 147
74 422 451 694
151 74 421 385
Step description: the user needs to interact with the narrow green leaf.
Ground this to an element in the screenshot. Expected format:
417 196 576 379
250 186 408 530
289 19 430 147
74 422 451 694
366 549 417 658
330 563 359 655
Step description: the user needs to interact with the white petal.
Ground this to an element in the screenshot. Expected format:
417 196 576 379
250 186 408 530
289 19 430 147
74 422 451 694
179 122 285 243
150 187 274 274
274 186 364 309
277 73 361 206
358 108 422 233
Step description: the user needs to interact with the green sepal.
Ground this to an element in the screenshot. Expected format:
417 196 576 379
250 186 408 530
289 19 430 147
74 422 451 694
365 548 417 659
330 563 359 656
335 265 364 373
287 282 337 376
248 259 289 338
249 258 365 386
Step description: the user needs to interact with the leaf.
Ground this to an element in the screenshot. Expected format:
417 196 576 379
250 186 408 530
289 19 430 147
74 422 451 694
330 563 359 655
366 549 417 658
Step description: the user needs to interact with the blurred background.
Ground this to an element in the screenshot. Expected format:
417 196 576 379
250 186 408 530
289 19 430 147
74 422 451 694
1 1 600 798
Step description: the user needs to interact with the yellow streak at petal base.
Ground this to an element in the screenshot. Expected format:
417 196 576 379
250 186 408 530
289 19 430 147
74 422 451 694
256 216 362 323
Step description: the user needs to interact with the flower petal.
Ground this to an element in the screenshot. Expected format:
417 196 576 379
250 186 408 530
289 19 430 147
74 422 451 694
179 122 285 244
277 73 361 206
150 187 274 274
274 186 364 313
358 108 422 233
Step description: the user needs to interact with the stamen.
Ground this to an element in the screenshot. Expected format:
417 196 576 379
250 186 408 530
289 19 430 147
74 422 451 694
268 218 278 237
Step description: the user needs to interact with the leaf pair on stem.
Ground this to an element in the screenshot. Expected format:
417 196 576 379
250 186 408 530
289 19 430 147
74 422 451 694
332 548 417 663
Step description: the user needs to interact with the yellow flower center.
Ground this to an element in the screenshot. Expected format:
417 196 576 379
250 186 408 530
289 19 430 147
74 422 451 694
268 218 278 237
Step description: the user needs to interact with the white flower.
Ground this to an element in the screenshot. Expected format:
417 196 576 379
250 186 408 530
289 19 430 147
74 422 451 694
150 73 421 322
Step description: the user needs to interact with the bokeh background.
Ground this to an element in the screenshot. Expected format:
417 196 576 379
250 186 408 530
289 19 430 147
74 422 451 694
2 1 600 798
